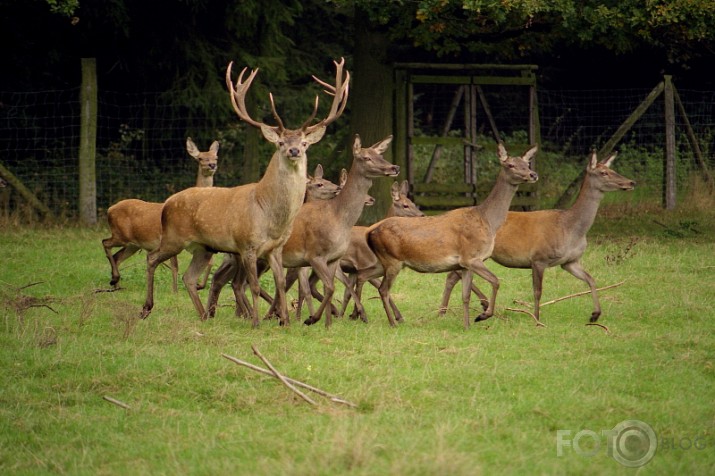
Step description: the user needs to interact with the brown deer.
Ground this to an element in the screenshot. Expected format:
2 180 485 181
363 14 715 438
439 151 635 323
206 134 399 328
221 164 342 319
101 137 219 292
322 180 425 323
366 143 539 329
140 58 349 326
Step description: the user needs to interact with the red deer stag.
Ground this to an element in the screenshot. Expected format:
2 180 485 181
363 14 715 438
439 150 635 323
207 135 399 328
140 58 349 327
102 137 219 292
367 143 538 329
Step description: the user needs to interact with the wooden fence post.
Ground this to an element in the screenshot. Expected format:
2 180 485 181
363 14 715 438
663 75 676 209
79 58 98 225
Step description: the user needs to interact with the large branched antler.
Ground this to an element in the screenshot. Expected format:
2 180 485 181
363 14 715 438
225 63 284 132
303 57 350 132
226 58 349 133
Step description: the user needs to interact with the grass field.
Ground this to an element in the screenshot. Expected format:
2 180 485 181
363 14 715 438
1 203 714 475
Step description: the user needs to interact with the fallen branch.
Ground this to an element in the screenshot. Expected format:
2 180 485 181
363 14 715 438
586 322 610 333
251 345 317 406
222 353 357 408
539 281 625 307
103 395 131 410
505 307 547 327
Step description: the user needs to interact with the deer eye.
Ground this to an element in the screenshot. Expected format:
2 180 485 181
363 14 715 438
507 163 515 169
279 141 285 147
316 183 323 187
302 141 308 147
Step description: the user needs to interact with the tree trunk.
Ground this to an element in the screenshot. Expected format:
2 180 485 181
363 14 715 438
352 8 394 225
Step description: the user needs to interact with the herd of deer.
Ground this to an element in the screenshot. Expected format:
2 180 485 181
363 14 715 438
101 58 636 330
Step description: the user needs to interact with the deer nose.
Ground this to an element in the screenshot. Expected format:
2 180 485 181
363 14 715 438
209 163 217 170
391 165 400 175
530 172 539 181
289 148 300 157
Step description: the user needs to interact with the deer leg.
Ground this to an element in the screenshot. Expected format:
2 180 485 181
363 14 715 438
266 250 289 326
169 255 179 293
530 263 546 323
307 270 340 319
240 251 263 328
439 270 460 317
182 248 214 320
141 246 181 319
460 269 475 329
304 259 338 328
296 268 314 322
468 260 499 322
561 261 601 322
103 242 139 288
206 254 238 318
377 264 402 328
196 255 213 291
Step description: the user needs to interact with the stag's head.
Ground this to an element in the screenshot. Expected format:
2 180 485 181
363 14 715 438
226 58 349 164
587 151 636 192
186 137 219 178
497 142 539 185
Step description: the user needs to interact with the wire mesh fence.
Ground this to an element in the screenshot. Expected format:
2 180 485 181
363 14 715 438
1 83 713 222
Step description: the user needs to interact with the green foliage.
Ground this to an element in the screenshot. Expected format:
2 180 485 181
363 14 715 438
1 214 714 474
45 0 79 17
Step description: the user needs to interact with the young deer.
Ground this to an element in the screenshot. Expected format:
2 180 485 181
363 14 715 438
101 137 219 291
207 135 399 328
140 59 349 327
439 151 635 323
326 180 425 323
367 143 538 329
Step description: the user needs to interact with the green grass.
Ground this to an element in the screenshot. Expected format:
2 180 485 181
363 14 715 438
1 205 714 475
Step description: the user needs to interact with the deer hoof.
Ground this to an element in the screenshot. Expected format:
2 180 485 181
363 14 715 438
140 306 151 319
589 312 601 323
303 317 318 326
474 313 491 322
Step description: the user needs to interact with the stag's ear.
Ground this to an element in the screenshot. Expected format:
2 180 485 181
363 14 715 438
353 134 362 156
314 164 324 178
602 152 617 168
497 142 508 162
391 181 400 201
305 125 326 145
260 125 281 145
522 144 538 164
371 135 393 154
186 137 200 159
209 141 220 154
339 168 348 188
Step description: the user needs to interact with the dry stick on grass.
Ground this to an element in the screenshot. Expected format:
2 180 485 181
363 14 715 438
538 281 625 307
505 307 546 327
102 395 131 410
221 353 357 408
250 345 317 406
507 281 625 327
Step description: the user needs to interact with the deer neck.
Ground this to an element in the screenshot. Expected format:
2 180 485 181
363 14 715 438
564 174 604 236
476 169 520 232
255 151 307 223
195 172 213 188
331 165 373 227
